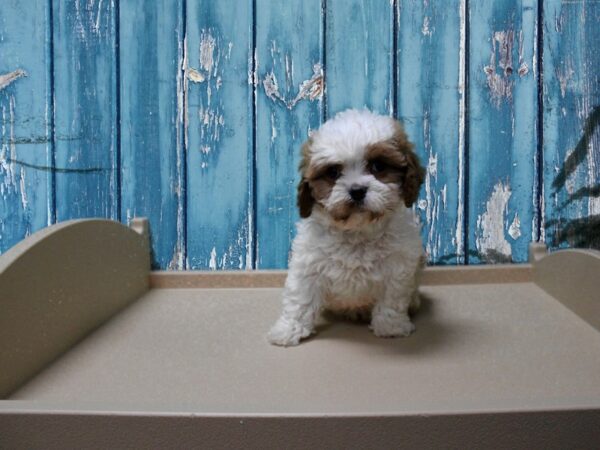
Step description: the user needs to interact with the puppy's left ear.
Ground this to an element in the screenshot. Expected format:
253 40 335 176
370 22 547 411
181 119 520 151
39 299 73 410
392 122 425 207
297 178 314 218
401 149 425 208
297 139 315 218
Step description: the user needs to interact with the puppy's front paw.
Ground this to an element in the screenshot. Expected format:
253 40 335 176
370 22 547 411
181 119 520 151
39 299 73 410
267 317 313 347
370 313 415 338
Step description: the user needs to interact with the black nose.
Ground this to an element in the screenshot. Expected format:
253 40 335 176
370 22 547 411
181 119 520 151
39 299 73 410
349 187 367 202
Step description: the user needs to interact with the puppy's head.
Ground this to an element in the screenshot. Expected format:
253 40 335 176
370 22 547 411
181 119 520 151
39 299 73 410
298 109 424 230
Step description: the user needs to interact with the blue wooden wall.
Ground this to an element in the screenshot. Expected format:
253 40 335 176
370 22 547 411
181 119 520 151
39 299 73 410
1 0 598 269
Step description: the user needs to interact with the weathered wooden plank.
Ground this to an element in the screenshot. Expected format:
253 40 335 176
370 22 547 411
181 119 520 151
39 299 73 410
186 0 253 269
255 0 324 269
468 0 538 263
543 0 600 250
397 0 464 264
119 0 184 269
53 0 117 222
326 0 394 115
0 0 51 254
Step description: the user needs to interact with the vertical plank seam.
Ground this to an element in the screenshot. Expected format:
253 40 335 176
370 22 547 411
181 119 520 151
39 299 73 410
463 0 470 264
536 0 544 243
251 0 258 269
321 0 328 121
392 0 398 118
181 0 188 269
115 0 122 223
48 0 56 225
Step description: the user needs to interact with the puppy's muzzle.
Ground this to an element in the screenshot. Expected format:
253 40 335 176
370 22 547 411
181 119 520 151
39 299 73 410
349 186 368 203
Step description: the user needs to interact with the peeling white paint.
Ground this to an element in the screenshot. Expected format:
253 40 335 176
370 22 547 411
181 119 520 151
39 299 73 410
518 62 529 77
508 212 522 240
532 16 538 77
263 71 284 103
249 48 258 87
263 63 323 110
94 0 103 34
516 29 530 79
557 64 575 99
587 111 600 216
539 182 546 242
221 252 228 268
168 243 182 271
422 16 432 36
424 151 436 228
187 67 205 83
246 192 254 270
174 33 187 270
285 54 293 91
476 182 512 259
200 31 216 74
181 35 189 154
441 184 447 209
292 64 324 104
1 96 18 194
209 247 217 271
483 30 514 108
19 166 27 211
0 69 26 91
270 112 277 143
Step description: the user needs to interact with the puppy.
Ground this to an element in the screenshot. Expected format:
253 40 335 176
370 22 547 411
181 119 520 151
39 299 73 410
268 109 426 347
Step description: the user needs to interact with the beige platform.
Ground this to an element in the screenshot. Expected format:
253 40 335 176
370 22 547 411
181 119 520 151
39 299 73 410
1 219 599 449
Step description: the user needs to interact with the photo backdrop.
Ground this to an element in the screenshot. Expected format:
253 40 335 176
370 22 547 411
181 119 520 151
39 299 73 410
1 0 598 269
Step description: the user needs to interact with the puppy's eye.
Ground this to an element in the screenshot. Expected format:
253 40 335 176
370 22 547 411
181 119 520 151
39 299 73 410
325 165 342 180
369 160 387 174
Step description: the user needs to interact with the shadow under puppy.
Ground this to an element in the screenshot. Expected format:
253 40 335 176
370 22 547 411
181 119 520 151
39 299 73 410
268 109 426 347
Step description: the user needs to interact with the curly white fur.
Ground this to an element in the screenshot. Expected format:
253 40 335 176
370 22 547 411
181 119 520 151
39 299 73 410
268 109 424 347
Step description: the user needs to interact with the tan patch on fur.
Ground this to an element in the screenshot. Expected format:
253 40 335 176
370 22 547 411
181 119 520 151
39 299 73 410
328 201 353 222
298 138 344 217
310 177 335 203
328 205 384 230
365 122 425 207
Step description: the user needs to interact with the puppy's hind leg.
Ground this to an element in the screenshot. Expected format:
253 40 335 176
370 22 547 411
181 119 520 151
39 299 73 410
409 256 425 315
408 290 421 315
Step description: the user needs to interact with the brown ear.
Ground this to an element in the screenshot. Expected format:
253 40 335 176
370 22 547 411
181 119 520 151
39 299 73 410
401 149 425 207
297 139 315 218
391 121 425 207
297 178 315 218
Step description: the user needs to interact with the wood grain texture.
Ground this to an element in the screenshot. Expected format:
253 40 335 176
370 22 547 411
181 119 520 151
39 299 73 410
119 0 184 269
0 0 51 255
468 0 538 263
397 0 465 264
1 0 598 269
53 0 117 222
186 0 253 269
543 0 600 250
255 0 324 269
326 0 394 115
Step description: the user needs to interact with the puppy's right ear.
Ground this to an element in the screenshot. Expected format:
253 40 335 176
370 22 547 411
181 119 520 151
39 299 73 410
297 178 314 218
297 139 315 218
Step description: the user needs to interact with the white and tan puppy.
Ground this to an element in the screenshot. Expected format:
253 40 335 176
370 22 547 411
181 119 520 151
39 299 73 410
268 109 426 347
